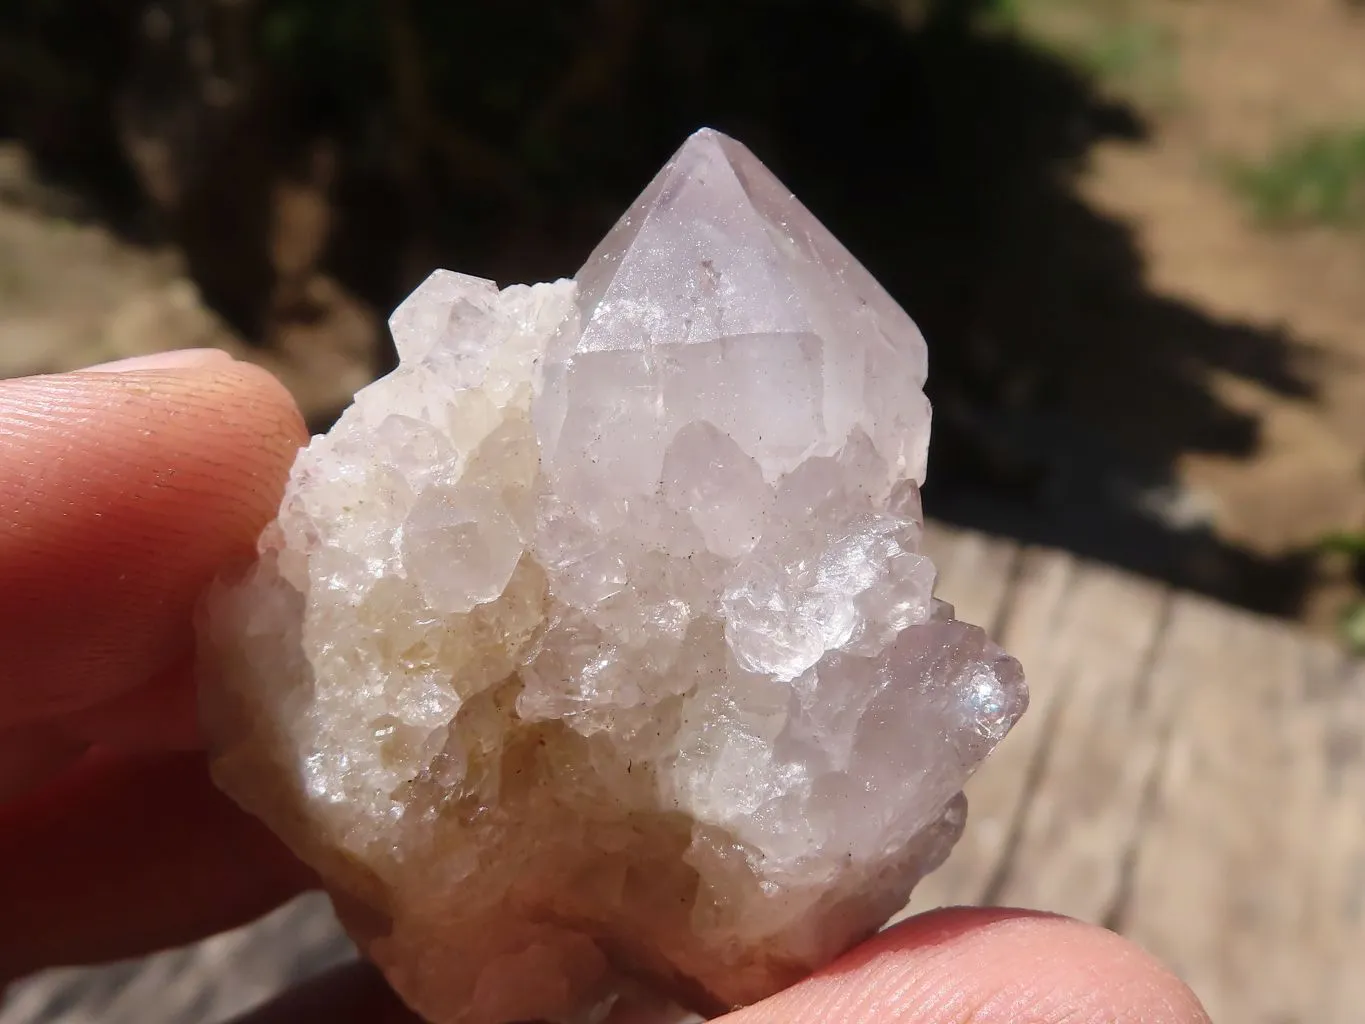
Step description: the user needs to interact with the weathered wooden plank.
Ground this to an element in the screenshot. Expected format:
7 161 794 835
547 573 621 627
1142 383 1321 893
920 522 1018 634
1119 598 1340 1024
1294 641 1365 1022
906 542 1077 914
988 563 1174 921
0 894 352 1024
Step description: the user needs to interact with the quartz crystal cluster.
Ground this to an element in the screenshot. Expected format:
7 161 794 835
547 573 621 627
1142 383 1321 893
199 128 1027 1024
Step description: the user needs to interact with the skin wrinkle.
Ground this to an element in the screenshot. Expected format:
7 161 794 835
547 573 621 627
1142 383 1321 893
0 724 87 803
60 654 203 752
0 752 313 982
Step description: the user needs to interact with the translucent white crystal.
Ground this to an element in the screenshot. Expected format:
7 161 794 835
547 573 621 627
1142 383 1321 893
199 128 1027 1024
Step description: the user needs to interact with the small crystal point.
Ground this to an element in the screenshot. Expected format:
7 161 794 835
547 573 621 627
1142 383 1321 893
544 128 931 513
576 129 924 375
198 129 1027 1024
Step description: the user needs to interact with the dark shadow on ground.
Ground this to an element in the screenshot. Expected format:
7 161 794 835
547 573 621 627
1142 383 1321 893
0 0 1319 615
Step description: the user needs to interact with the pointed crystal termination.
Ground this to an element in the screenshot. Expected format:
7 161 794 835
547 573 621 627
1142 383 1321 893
198 128 1027 1024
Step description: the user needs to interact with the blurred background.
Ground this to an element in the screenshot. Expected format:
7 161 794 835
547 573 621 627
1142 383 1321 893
2 0 1364 636
1 1 1365 1020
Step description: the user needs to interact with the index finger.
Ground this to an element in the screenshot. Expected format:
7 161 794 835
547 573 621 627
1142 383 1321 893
0 356 307 735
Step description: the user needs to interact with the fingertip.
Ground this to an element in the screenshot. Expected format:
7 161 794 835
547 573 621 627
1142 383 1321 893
728 908 1209 1024
186 358 311 450
92 356 310 455
82 348 241 373
0 358 308 727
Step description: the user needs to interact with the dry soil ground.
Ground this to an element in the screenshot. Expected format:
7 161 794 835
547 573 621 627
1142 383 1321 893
1009 0 1365 628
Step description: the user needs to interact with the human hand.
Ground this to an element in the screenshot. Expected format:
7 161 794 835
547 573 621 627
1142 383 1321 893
0 351 1211 1024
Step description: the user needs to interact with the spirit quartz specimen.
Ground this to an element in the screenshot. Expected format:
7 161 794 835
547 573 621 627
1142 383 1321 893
199 128 1027 1024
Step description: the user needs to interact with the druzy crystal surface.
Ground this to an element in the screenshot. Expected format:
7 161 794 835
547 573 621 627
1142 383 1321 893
199 128 1027 1024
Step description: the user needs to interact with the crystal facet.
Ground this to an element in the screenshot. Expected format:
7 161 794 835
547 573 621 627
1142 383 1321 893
198 128 1027 1024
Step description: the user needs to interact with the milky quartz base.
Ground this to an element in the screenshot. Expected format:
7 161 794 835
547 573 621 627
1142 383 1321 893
198 129 1028 1024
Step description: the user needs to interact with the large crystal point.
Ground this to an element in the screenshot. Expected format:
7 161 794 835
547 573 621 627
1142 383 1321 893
199 128 1027 1024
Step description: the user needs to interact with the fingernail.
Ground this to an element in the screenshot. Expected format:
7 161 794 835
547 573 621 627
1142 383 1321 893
84 348 237 373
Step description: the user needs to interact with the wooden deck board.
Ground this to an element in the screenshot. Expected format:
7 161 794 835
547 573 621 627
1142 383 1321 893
985 562 1173 921
1 895 353 1024
1299 644 1365 1021
905 540 1074 914
4 524 1361 1023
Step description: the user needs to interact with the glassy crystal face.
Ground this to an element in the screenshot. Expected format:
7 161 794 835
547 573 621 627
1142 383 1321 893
198 129 1027 1024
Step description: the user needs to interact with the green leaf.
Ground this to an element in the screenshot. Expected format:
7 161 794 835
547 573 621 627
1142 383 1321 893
1319 531 1365 558
1339 601 1365 655
1229 126 1365 228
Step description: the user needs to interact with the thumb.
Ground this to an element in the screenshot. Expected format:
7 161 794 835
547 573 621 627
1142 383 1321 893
227 910 1209 1024
721 908 1209 1024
